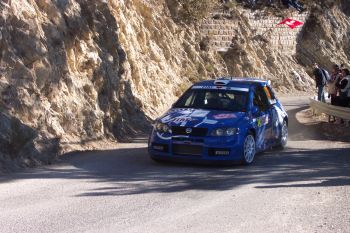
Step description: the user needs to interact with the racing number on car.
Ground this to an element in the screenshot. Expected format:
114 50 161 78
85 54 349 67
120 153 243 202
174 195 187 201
257 115 269 128
257 118 262 127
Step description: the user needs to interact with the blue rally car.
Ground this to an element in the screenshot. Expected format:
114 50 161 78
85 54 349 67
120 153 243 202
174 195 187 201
148 78 288 165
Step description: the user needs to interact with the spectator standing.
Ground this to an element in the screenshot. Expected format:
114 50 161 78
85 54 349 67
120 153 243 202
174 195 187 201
281 0 305 12
337 68 350 99
248 0 258 8
328 64 341 105
335 67 345 95
333 68 350 107
313 63 326 102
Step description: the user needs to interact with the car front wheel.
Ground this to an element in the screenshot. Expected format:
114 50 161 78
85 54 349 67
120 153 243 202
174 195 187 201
242 133 256 165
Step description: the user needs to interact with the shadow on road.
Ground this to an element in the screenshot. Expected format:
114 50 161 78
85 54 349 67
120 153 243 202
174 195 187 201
1 145 349 196
1 104 349 196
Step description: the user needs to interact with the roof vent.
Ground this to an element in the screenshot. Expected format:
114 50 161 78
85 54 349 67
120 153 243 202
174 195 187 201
214 79 230 86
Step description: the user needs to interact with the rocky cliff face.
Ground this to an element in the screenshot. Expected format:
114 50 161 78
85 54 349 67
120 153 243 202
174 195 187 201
0 0 225 171
296 3 350 71
112 0 225 119
220 9 315 93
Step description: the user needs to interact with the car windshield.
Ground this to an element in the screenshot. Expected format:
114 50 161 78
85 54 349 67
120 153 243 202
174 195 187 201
173 88 249 112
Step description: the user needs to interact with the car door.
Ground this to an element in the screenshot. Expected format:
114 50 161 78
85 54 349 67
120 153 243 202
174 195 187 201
252 86 273 150
263 85 281 142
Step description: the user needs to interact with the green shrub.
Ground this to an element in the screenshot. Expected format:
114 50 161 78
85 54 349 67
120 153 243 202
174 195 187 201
224 1 236 10
178 0 218 23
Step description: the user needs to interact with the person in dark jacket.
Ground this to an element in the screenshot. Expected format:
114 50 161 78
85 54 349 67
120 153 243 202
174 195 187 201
334 68 350 107
313 63 326 102
281 0 305 12
328 64 342 105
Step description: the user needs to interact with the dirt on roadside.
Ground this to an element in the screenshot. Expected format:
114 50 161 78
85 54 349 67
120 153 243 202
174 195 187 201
296 108 350 142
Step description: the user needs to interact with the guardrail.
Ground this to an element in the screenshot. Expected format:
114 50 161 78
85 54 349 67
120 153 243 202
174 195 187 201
309 98 350 120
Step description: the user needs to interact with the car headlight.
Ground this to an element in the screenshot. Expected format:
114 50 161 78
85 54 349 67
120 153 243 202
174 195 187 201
211 127 239 136
213 128 224 136
155 122 172 133
225 128 239 136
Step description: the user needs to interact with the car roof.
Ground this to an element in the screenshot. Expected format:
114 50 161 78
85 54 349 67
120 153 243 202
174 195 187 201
193 77 269 88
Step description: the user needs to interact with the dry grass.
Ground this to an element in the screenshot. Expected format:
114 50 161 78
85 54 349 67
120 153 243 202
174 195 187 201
177 0 218 23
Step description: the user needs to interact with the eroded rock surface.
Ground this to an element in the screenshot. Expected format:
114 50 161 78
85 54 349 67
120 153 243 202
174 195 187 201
0 0 225 171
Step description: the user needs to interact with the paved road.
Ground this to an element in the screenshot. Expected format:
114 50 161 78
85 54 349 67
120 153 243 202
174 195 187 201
0 97 349 233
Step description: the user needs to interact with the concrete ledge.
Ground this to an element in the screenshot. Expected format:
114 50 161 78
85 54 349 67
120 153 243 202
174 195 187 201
309 98 350 120
200 10 309 52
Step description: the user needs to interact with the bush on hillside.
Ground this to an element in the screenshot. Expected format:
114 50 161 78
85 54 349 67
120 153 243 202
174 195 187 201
178 0 218 23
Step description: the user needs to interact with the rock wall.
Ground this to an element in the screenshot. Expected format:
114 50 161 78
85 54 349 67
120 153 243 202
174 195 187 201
0 0 128 170
199 8 314 93
111 0 226 119
200 11 307 54
296 5 350 71
0 0 225 171
200 3 350 92
245 11 308 55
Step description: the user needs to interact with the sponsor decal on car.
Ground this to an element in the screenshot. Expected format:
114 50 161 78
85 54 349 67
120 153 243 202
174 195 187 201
161 114 191 123
257 118 262 127
257 115 269 127
192 85 217 90
190 110 210 117
262 115 269 125
194 117 218 127
172 116 193 123
213 113 237 119
156 132 171 140
192 86 249 92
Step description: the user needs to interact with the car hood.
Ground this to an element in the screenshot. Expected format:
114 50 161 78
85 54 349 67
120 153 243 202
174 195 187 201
158 108 247 128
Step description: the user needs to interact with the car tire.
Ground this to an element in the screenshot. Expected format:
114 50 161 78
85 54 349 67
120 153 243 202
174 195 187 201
242 133 256 165
277 120 288 149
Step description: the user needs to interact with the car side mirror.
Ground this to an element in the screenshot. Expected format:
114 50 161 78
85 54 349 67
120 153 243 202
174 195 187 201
269 99 277 105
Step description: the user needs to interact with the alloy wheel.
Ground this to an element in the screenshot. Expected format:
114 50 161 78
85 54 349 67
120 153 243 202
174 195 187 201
244 134 256 164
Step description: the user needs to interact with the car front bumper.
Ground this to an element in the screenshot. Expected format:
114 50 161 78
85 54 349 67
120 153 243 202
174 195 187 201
148 130 244 164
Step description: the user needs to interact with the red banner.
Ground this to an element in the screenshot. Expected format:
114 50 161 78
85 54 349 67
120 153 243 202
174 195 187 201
277 18 303 29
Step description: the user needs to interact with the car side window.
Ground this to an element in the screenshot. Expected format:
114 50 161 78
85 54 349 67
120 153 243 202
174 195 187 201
264 86 277 105
184 93 195 106
253 86 269 111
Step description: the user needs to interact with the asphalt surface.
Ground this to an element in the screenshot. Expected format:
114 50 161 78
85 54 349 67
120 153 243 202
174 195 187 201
0 97 349 233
